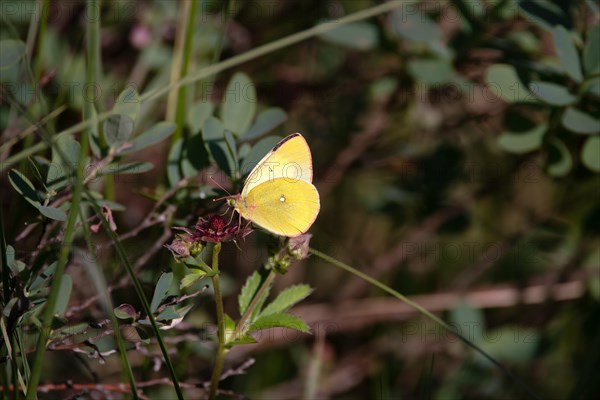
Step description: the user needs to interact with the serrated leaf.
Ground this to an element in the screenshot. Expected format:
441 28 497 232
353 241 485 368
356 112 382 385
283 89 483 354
121 122 176 155
320 22 378 50
581 136 600 172
113 86 140 122
485 64 534 103
529 81 576 106
54 274 72 316
187 101 214 134
561 107 600 134
250 313 310 333
104 114 135 148
242 107 287 140
9 169 41 207
584 25 600 75
38 205 67 221
260 285 313 317
221 72 256 135
238 271 261 315
151 272 173 313
497 124 547 154
552 25 583 82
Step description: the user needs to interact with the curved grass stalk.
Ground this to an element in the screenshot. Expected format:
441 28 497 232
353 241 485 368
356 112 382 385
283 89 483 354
1 0 406 171
309 248 541 400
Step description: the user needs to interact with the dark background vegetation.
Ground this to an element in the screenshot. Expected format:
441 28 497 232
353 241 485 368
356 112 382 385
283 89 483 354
1 0 599 399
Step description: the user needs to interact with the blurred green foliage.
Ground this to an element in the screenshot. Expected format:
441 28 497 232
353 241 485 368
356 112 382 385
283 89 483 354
1 0 599 399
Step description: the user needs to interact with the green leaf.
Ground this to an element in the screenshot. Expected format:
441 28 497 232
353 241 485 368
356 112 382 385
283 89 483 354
104 114 135 148
474 326 539 365
203 116 234 176
242 108 287 141
449 299 486 342
547 138 572 177
0 40 26 72
238 271 261 315
167 137 183 186
221 72 257 135
586 76 600 97
89 105 102 158
47 135 81 190
485 64 534 103
180 271 207 289
517 0 570 31
319 22 378 50
187 101 214 135
581 136 600 172
54 274 72 316
151 272 173 313
9 169 41 207
260 285 313 317
497 124 547 154
392 9 441 43
584 25 600 75
114 304 137 320
407 58 460 85
529 81 576 106
121 122 177 155
29 262 57 294
113 86 141 122
561 107 600 134
250 313 310 333
240 136 280 177
38 206 67 221
181 133 211 179
552 25 583 82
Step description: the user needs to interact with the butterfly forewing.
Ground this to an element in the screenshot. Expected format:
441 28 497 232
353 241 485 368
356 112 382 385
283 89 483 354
241 133 313 198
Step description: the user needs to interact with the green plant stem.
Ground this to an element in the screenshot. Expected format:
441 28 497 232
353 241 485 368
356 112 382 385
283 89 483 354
171 0 199 143
234 271 276 339
78 209 139 399
309 248 541 400
1 0 407 172
208 242 225 400
25 82 90 400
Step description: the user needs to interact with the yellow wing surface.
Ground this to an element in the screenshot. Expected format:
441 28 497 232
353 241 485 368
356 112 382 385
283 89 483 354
236 178 319 237
241 133 313 197
235 133 320 237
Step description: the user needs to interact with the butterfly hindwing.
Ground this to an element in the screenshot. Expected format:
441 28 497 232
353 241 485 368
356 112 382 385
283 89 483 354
240 178 319 237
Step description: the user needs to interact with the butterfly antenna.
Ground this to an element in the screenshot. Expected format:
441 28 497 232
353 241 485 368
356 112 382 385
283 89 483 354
209 175 232 201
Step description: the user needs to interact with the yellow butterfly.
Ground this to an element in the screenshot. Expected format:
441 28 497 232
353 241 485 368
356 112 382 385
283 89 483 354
230 133 320 237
